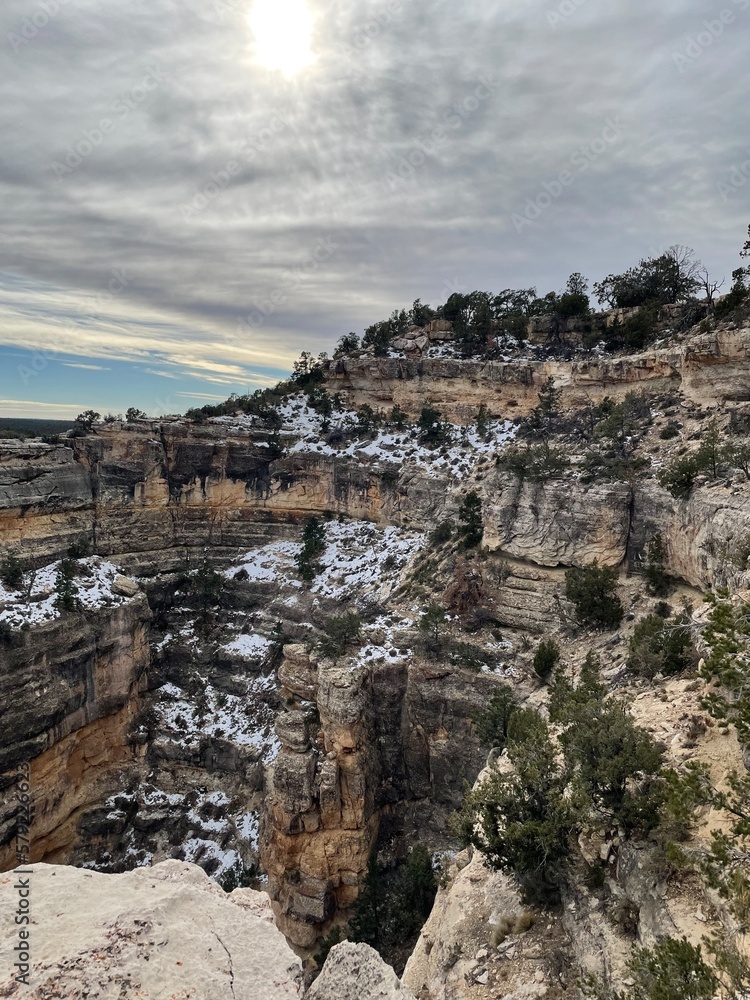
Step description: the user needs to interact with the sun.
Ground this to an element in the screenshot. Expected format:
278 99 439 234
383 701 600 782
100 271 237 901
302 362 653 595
249 0 316 76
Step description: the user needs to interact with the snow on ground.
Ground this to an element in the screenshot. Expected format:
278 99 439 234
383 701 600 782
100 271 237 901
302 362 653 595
93 787 260 882
0 557 137 629
278 396 517 479
228 520 425 603
352 614 414 671
154 675 280 764
220 632 273 661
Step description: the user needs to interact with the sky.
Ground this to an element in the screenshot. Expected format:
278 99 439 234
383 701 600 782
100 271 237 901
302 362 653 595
0 0 749 419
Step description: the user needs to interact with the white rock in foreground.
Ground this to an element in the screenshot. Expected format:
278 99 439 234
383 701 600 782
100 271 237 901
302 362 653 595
308 942 414 1000
0 861 302 999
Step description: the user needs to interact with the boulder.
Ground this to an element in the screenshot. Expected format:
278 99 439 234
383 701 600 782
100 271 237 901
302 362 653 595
309 942 414 999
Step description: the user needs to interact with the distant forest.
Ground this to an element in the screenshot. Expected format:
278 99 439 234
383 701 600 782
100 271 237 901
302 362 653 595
0 418 75 440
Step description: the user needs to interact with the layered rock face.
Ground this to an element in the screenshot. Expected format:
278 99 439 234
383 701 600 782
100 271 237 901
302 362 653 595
263 645 499 947
0 428 447 574
0 594 150 870
326 326 750 423
0 860 303 999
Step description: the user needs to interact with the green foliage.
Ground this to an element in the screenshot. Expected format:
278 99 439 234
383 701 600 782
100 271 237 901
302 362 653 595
699 591 750 742
643 534 673 597
603 302 661 352
219 859 257 892
593 246 702 310
496 443 571 482
333 332 360 358
296 516 327 583
410 298 434 327
455 710 576 903
473 684 517 748
533 638 560 680
459 655 664 902
67 537 91 559
350 846 437 967
75 410 101 432
658 455 702 499
418 404 449 446
291 351 326 387
389 404 408 430
125 407 147 422
627 614 697 680
558 698 664 832
658 420 727 498
715 266 750 320
457 491 483 548
419 603 446 649
54 558 82 613
317 612 362 660
519 377 563 442
429 521 453 546
583 937 717 1000
565 562 623 629
0 553 24 590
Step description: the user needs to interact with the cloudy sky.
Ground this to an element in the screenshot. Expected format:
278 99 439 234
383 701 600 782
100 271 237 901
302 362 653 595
0 0 748 418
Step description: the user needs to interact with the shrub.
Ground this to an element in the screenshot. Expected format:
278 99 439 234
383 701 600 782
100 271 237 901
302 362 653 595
67 537 91 559
430 521 453 546
643 534 673 596
658 454 702 498
75 410 101 432
418 404 449 446
533 638 560 680
497 444 570 481
457 491 483 548
454 710 575 903
317 612 362 660
350 846 437 969
419 603 446 649
627 614 698 680
0 553 24 590
565 563 623 629
583 937 717 1000
125 407 147 422
54 558 82 613
473 684 517 748
659 421 681 440
296 516 327 583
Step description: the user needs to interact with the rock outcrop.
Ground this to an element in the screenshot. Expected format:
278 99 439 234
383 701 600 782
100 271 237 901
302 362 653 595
309 942 415 1000
326 326 750 423
263 646 501 947
0 860 303 998
0 594 150 870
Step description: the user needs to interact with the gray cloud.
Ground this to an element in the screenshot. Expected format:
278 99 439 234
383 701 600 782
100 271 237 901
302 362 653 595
1 0 748 381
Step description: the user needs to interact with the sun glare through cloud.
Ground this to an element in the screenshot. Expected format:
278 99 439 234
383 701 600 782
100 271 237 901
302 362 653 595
249 0 316 75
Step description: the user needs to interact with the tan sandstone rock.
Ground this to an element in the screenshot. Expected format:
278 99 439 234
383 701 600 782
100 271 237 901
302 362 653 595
0 860 303 999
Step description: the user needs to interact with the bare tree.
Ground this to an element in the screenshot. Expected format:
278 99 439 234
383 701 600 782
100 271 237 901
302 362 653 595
697 266 725 309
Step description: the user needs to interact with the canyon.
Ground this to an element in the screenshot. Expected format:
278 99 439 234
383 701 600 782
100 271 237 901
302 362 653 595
2 313 750 995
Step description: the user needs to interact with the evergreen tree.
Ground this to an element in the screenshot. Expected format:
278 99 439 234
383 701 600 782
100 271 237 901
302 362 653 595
458 491 483 548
